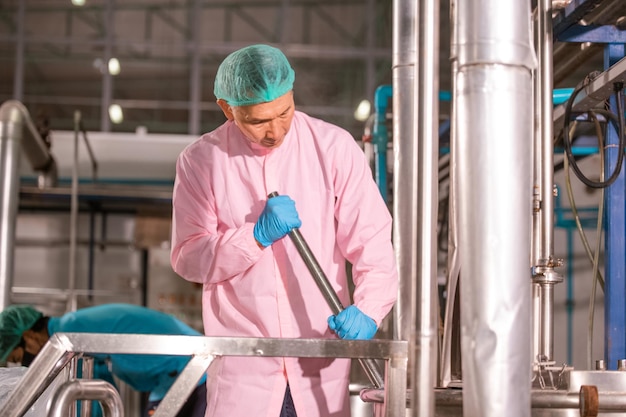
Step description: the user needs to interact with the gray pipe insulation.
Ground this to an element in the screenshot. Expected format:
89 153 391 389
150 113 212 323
454 1 536 416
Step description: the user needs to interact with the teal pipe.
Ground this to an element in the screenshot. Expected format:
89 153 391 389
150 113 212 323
372 85 392 202
553 88 575 105
554 146 599 155
370 86 575 202
371 86 452 202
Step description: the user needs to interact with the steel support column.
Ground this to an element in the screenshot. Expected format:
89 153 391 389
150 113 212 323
604 42 626 370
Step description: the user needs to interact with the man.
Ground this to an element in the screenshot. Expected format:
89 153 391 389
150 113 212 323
170 44 398 417
0 303 207 417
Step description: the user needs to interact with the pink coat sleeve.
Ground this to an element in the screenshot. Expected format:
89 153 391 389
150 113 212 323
170 146 263 284
329 129 398 325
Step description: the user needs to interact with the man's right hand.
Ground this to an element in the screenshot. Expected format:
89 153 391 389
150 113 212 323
253 195 302 247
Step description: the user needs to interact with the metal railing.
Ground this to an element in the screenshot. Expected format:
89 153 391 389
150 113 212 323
0 334 408 417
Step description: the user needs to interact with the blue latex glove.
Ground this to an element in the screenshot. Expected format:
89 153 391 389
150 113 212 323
253 195 302 247
327 305 377 340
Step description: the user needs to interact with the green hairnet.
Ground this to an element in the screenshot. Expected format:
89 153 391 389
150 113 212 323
214 44 295 106
0 305 42 362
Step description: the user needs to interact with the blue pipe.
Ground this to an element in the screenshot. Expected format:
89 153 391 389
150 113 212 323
371 87 455 202
370 87 578 202
553 88 575 105
372 85 392 202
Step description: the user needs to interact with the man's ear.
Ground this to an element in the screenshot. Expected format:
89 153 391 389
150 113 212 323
217 99 234 121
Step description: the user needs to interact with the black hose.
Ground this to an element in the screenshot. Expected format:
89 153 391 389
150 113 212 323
562 81 625 188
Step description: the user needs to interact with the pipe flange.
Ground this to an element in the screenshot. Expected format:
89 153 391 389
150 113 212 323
579 385 599 417
532 266 564 284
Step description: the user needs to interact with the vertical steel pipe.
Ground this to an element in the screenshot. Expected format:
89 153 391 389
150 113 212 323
456 0 535 416
535 0 556 266
393 0 439 412
531 8 543 364
68 111 81 312
0 105 23 310
80 357 95 417
440 0 461 388
392 0 424 413
532 0 563 365
412 0 440 415
0 101 56 311
391 0 416 357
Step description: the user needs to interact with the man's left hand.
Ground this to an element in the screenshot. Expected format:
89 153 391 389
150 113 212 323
327 305 377 340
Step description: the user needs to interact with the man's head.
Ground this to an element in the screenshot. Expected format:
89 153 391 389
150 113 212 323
0 305 47 366
214 44 295 107
214 44 296 149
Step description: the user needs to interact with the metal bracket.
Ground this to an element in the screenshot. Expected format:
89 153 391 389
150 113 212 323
553 55 626 131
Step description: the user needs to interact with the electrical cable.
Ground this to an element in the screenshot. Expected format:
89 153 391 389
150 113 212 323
561 81 626 369
562 79 625 188
563 115 604 370
563 118 606 293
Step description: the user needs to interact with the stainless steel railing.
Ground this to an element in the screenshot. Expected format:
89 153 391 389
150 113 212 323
0 334 407 417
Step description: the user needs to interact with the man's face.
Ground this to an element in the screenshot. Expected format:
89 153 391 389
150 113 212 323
6 339 36 367
218 91 295 149
6 331 43 366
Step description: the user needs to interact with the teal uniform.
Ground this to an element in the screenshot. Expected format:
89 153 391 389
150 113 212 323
48 303 207 415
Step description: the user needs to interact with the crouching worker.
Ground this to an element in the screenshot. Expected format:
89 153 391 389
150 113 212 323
0 303 207 417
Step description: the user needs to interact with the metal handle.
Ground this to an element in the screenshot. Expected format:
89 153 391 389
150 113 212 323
268 191 385 388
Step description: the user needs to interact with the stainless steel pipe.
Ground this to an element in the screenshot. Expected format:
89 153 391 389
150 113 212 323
532 0 563 365
411 0 441 414
267 192 385 389
0 100 57 310
455 0 536 415
392 0 439 414
360 386 626 413
440 0 462 390
391 0 417 348
80 356 95 417
48 380 123 417
533 0 556 270
0 103 22 310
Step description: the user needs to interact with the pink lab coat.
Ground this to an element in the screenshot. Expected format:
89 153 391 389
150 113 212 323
171 111 398 417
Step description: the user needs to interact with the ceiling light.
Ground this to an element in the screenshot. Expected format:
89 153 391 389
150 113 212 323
108 58 121 75
354 99 371 122
71 0 86 6
108 104 123 124
92 58 104 74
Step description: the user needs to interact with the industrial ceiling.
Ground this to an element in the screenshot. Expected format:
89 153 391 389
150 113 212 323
1 0 399 139
0 0 623 140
